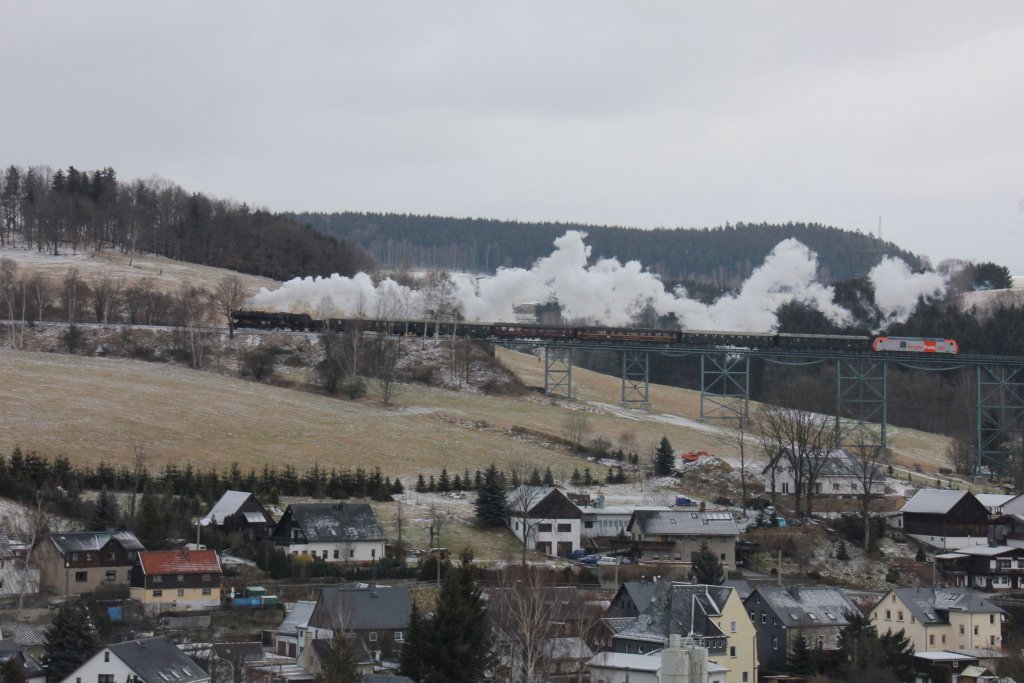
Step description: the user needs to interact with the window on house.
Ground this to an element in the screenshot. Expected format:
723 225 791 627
817 636 825 649
929 634 935 646
85 553 93 561
584 522 594 529
71 553 79 561
991 635 997 646
835 634 842 648
885 610 891 621
974 625 979 636
395 632 404 642
202 588 212 596
730 646 736 657
177 589 184 597
991 614 996 624
942 635 947 644
897 611 903 621
782 483 789 494
371 549 376 558
334 550 340 559
322 550 328 559
833 483 841 491
742 673 748 683
99 675 114 683
75 571 88 582
750 611 755 620
761 612 766 624
153 589 163 597
730 621 736 633
772 617 777 625
105 570 116 582
538 524 552 532
772 637 778 650
104 652 110 663
177 574 184 582
368 632 378 642
153 575 162 583
557 523 571 533
106 552 116 561
203 574 211 582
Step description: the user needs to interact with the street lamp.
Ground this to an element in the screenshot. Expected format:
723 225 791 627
428 547 447 586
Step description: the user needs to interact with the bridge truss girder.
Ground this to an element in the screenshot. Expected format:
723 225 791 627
976 365 1024 475
544 347 573 399
835 358 888 448
700 353 750 424
621 351 650 404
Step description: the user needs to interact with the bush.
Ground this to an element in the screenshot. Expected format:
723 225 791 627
240 346 278 381
63 324 84 353
915 546 927 562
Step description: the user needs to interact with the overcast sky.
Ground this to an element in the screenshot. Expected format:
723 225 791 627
3 2 1023 274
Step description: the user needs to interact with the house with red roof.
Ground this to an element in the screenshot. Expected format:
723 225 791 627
130 548 222 614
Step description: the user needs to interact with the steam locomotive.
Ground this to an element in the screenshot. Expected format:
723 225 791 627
230 310 959 354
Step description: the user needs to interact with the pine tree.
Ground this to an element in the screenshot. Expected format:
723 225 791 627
133 488 167 550
654 436 675 476
399 603 428 682
474 464 507 528
615 465 625 483
583 467 593 486
88 486 120 531
570 469 581 486
43 601 100 683
416 474 427 493
438 468 450 492
428 475 436 492
315 631 361 683
836 539 850 561
528 469 542 486
606 467 615 483
452 473 462 491
689 540 725 585
392 478 404 494
787 634 815 676
463 469 473 490
542 467 554 486
418 567 492 683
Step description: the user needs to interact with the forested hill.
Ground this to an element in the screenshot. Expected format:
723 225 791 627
1 165 374 281
291 212 923 286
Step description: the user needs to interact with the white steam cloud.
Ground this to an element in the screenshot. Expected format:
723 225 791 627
248 231 941 332
868 257 946 323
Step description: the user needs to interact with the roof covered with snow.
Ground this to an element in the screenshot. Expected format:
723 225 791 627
277 601 317 635
901 489 970 514
976 494 1014 510
201 490 269 526
279 503 385 542
587 651 662 672
48 530 144 555
748 586 859 627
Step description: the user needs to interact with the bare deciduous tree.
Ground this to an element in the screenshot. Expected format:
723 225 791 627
847 427 891 550
505 471 549 565
715 415 753 516
173 284 214 368
488 567 562 683
757 404 839 517
563 412 591 454
213 274 248 338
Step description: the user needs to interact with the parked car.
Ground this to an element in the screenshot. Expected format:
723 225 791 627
597 556 618 566
581 555 600 566
567 548 589 560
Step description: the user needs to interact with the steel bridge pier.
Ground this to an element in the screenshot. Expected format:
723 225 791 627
700 353 750 424
621 351 650 406
835 358 888 448
976 365 1024 475
543 347 573 399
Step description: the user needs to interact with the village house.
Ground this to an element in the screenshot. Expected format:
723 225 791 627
271 503 386 563
900 490 990 551
0 640 44 683
765 448 880 497
626 508 739 568
61 635 210 683
588 635 729 683
611 583 757 683
275 600 318 657
0 533 38 597
297 636 374 678
32 531 144 597
869 588 1006 653
129 548 222 614
305 585 412 661
507 487 583 557
936 544 1024 590
743 585 859 676
579 498 671 542
199 490 274 538
607 580 661 618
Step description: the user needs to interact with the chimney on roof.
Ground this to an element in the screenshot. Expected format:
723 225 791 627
788 585 801 600
699 501 706 512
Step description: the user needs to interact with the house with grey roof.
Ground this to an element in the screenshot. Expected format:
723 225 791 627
199 490 273 538
869 587 1006 654
32 530 144 597
271 503 386 564
765 448 882 497
305 585 412 661
298 635 373 678
626 509 739 568
607 580 661 618
935 543 1024 590
900 490 989 550
61 635 209 683
610 582 756 683
743 585 859 675
275 600 318 657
